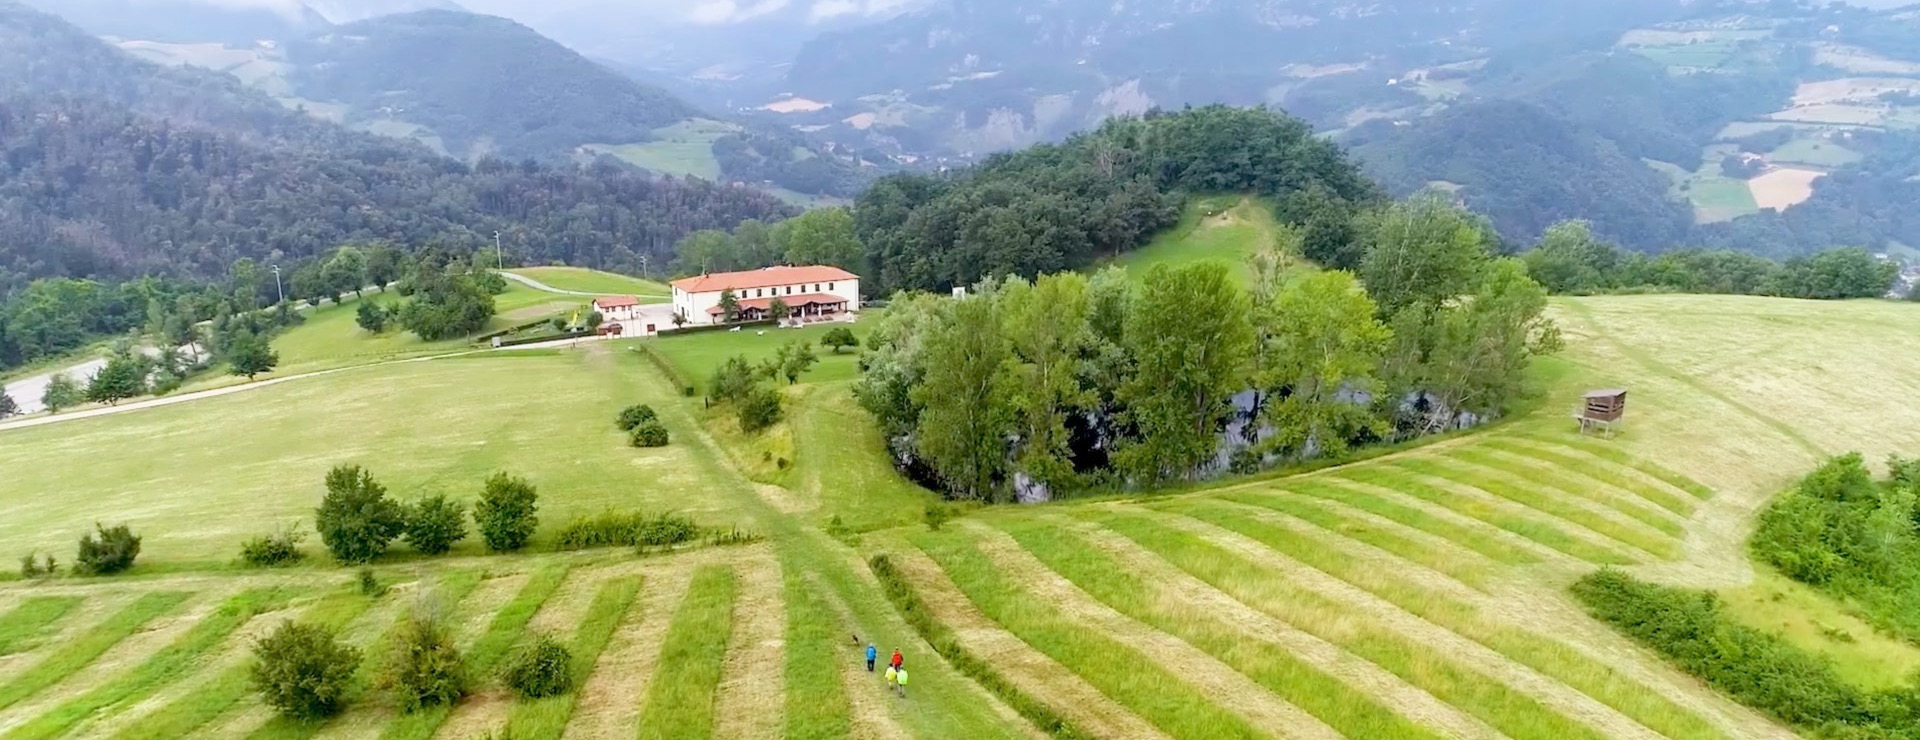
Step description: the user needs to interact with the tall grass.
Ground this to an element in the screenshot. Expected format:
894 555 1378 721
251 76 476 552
119 588 379 740
502 575 643 740
1506 436 1716 500
1208 491 1493 588
1388 458 1679 558
1093 511 1612 740
637 565 737 740
0 591 191 711
781 567 852 740
379 564 572 740
866 554 1084 739
1338 466 1637 564
996 519 1449 740
248 570 484 740
5 589 294 740
912 530 1265 740
0 596 83 655
1276 480 1540 565
1476 439 1696 514
1438 449 1687 537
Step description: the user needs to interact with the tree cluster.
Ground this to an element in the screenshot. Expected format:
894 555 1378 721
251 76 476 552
850 106 1379 296
857 196 1558 500
393 251 502 341
670 208 865 279
1752 453 1920 642
708 356 788 433
310 465 529 564
1523 221 1902 298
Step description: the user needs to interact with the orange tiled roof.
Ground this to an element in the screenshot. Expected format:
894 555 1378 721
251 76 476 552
670 265 857 294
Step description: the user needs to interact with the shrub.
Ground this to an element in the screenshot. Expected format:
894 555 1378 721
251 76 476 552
240 528 307 567
616 404 658 431
358 568 384 596
554 511 701 550
382 605 467 713
500 634 574 699
629 419 670 448
923 504 953 532
404 495 468 556
315 465 407 565
19 553 42 579
737 385 783 433
252 621 362 720
475 472 539 552
75 523 141 575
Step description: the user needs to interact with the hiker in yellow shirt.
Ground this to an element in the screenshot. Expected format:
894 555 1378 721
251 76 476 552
895 666 909 697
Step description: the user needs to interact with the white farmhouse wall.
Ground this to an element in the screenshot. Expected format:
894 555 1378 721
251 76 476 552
673 277 860 325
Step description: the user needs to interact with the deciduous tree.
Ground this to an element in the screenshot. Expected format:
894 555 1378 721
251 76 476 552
85 350 148 405
1115 263 1253 483
1255 270 1391 459
1359 194 1494 316
315 465 406 565
911 296 1013 500
999 273 1093 492
474 473 539 552
820 326 859 354
41 373 81 413
227 331 279 380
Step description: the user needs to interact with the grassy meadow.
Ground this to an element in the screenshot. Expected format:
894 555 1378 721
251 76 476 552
505 267 670 297
1107 195 1281 284
3 230 1919 740
581 119 738 181
641 319 875 394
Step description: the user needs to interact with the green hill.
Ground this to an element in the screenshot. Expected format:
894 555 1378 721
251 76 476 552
1108 195 1293 284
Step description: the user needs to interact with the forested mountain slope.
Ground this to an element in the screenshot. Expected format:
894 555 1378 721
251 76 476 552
0 3 796 288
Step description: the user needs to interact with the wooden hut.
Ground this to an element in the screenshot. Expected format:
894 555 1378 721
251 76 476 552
1576 389 1627 435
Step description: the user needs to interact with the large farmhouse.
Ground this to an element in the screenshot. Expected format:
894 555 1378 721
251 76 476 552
671 266 860 326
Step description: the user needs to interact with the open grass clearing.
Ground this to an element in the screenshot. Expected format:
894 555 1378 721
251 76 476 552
0 598 83 657
1433 449 1687 537
636 564 737 740
640 320 873 395
1106 196 1282 285
1766 137 1862 168
268 284 572 376
1384 458 1679 559
1717 567 1920 690
1092 511 1625 740
1208 491 1499 588
0 349 745 565
1475 438 1698 514
0 592 191 714
504 267 669 296
581 120 738 181
1266 481 1542 566
911 529 1269 740
1334 467 1636 564
780 383 934 533
1681 175 1759 223
1747 167 1825 211
992 517 1461 740
3 588 293 740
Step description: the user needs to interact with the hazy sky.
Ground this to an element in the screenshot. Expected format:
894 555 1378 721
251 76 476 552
173 0 922 25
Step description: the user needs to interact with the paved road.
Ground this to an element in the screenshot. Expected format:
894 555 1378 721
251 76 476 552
501 270 666 298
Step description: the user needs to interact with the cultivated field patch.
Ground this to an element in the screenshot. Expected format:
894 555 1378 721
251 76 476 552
1747 167 1825 210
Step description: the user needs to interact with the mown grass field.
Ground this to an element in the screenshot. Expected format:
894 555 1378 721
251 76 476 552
641 319 875 394
1108 195 1281 284
582 119 738 181
3 270 1917 738
506 267 670 297
267 284 580 376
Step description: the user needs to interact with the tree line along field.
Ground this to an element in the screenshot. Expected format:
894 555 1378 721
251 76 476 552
2 276 1919 736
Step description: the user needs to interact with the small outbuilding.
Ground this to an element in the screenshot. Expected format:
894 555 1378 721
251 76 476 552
1576 389 1627 436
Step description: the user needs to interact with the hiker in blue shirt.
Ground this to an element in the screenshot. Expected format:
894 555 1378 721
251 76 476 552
865 643 878 672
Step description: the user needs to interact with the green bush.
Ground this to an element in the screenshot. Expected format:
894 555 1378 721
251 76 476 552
1750 453 1920 639
18 553 42 579
554 511 701 550
616 404 658 431
500 634 574 699
315 465 407 565
923 503 953 532
252 621 362 720
737 385 783 433
382 606 467 713
358 568 384 596
240 528 307 567
75 523 141 575
629 419 670 448
404 495 468 556
475 472 540 553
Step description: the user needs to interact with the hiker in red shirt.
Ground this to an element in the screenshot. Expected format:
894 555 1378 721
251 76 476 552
890 648 903 671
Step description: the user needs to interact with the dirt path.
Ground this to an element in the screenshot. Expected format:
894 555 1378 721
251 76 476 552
962 522 1347 740
561 564 695 740
1060 516 1513 740
1161 515 1670 740
711 554 787 740
883 546 1174 740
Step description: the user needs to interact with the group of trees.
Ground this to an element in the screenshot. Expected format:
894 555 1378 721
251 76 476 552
306 465 539 566
391 250 505 341
670 208 864 279
1752 453 1920 641
849 106 1379 295
1522 221 1903 298
708 351 809 434
856 195 1558 501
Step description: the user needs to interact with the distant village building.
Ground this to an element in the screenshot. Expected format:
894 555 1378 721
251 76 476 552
671 266 861 326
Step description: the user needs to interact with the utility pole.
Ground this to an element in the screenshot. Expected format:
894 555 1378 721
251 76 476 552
271 265 284 305
639 254 649 280
494 231 504 271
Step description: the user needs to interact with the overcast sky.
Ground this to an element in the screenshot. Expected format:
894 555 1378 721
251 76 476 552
172 0 919 25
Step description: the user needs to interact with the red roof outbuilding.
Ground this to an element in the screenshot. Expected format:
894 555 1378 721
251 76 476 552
593 296 642 310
